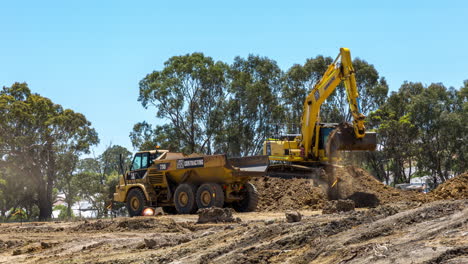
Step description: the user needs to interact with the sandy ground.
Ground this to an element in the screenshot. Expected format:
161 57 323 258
0 199 466 264
1 169 466 263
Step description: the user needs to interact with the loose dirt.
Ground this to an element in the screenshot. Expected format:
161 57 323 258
322 199 355 214
1 168 466 263
196 207 239 224
431 172 468 200
329 166 432 205
250 176 327 211
0 200 466 264
252 165 433 211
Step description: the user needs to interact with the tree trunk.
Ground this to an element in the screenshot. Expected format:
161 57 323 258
66 200 72 219
65 181 73 218
37 189 52 220
37 152 55 221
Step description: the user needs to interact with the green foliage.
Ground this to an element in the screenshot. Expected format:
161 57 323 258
100 145 132 175
69 145 132 218
53 204 75 220
322 58 389 123
138 53 228 154
0 83 99 220
219 55 285 156
130 122 180 151
367 81 467 185
282 56 332 132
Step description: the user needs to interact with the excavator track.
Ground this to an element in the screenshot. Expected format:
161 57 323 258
265 163 327 180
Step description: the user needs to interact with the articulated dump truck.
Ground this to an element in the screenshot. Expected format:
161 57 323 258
113 149 269 216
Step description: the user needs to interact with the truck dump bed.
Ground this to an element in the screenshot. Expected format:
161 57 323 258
149 153 269 184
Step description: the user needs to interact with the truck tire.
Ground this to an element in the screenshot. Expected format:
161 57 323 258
233 182 258 212
174 183 198 214
126 188 147 217
196 183 224 209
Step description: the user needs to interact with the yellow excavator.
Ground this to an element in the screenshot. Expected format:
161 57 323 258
263 48 377 177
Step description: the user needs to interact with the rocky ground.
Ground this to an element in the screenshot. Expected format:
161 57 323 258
0 169 466 264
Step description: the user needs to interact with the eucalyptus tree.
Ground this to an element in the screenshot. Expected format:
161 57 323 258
138 53 228 154
219 55 285 156
0 83 98 220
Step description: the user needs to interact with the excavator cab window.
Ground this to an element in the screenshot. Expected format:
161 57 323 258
318 127 335 149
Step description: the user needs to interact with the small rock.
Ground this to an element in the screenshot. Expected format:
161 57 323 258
40 242 51 249
136 243 146 249
285 211 302 223
144 239 157 249
154 207 165 216
265 219 275 225
12 249 22 256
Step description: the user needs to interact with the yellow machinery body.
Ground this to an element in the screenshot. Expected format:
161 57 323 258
263 48 377 166
114 149 268 215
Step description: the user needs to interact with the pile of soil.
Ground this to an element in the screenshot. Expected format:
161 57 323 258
330 166 432 206
72 217 182 232
430 172 468 200
197 207 239 224
322 199 355 214
250 165 443 211
249 176 327 211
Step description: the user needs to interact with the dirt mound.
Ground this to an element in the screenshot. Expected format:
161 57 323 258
250 165 434 211
249 176 327 211
197 207 239 224
430 172 468 200
329 166 432 206
322 199 355 214
72 217 182 232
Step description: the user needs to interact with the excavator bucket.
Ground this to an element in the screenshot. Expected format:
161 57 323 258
325 124 377 157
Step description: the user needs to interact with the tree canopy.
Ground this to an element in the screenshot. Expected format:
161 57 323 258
0 83 98 220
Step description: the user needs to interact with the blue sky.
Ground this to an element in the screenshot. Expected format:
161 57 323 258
1 0 467 155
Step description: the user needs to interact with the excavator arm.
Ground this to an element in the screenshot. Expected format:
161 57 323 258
301 48 367 158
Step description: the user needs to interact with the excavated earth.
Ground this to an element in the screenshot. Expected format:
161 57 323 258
0 168 467 264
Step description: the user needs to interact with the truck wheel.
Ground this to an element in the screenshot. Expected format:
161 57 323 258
233 183 258 212
174 183 198 214
196 183 224 209
126 188 147 217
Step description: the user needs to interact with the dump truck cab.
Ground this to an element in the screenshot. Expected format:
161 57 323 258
127 150 163 180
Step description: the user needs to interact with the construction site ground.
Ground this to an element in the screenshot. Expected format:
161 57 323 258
1 167 467 264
